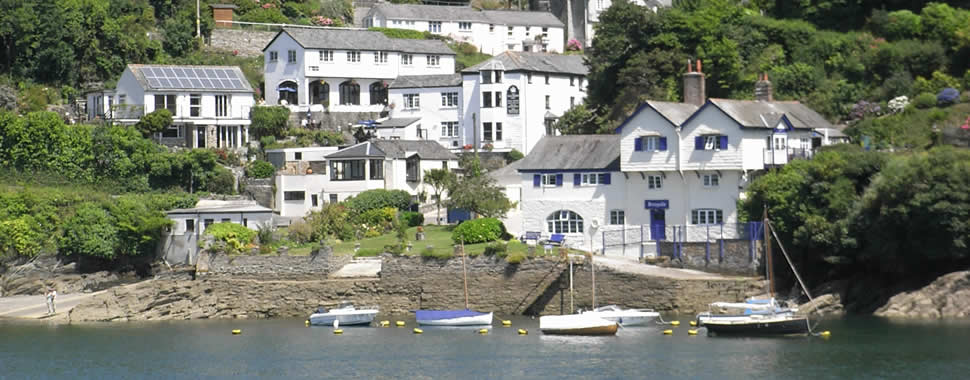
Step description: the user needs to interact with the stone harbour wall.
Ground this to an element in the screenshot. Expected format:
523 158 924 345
198 249 351 279
659 240 761 276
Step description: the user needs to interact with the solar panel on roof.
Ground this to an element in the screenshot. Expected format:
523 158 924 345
212 80 225 89
229 79 243 89
174 68 185 77
160 78 173 87
190 78 202 88
163 67 176 77
200 78 212 88
215 69 228 79
147 78 162 88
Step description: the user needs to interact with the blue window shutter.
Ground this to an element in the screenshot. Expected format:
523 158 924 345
695 136 704 150
659 137 667 151
634 137 643 151
533 174 540 187
604 173 611 185
573 173 581 186
555 173 563 186
719 135 728 150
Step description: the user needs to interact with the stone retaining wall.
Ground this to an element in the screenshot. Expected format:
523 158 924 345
208 29 276 57
199 248 351 279
240 178 274 210
659 240 761 276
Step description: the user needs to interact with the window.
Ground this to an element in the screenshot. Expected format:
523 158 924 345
284 191 305 201
189 94 201 117
330 160 365 180
320 50 333 62
482 92 493 108
525 27 531 37
494 71 502 83
545 74 550 84
483 122 493 141
489 24 494 32
204 219 214 230
277 81 298 105
441 92 458 107
506 86 519 115
545 119 556 135
507 26 514 37
441 121 458 137
610 210 625 225
221 218 230 223
118 94 126 105
369 159 384 180
541 174 558 186
429 21 441 33
570 76 575 86
311 194 319 207
329 194 338 204
154 94 176 115
160 126 181 138
406 157 419 182
185 219 195 232
703 174 720 187
691 209 723 225
528 73 533 84
426 55 440 66
287 50 296 63
459 22 472 31
269 51 278 62
495 122 502 141
640 136 660 151
374 51 388 63
339 80 360 105
648 175 662 189
310 81 329 105
369 82 387 105
545 95 550 110
582 173 607 185
347 51 361 63
570 97 575 107
401 54 412 65
579 77 584 90
482 71 492 84
494 91 502 107
403 93 420 109
215 95 230 117
547 210 584 234
697 135 727 150
294 152 302 160
542 27 549 38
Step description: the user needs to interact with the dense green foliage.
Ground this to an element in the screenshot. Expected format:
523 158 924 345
344 189 412 215
204 222 256 255
423 168 455 224
245 160 276 179
845 102 970 149
250 106 290 138
451 218 504 244
305 203 355 241
399 211 424 227
135 109 173 136
368 27 433 40
446 158 513 219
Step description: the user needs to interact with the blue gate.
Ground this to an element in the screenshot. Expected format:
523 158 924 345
447 208 472 224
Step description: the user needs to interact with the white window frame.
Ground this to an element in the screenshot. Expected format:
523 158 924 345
647 175 662 189
189 94 201 117
703 174 720 188
426 55 440 66
691 209 723 225
401 54 413 65
374 51 388 64
309 66 319 72
459 22 472 31
581 173 606 185
215 95 229 117
545 95 550 110
269 51 278 62
403 94 420 110
320 50 333 62
643 136 660 151
347 51 361 63
704 135 724 150
441 92 458 108
609 210 625 225
546 210 584 234
287 50 297 63
541 174 557 186
440 121 458 138
429 21 442 33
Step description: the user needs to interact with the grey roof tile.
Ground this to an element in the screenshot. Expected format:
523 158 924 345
270 27 454 55
645 100 699 126
374 117 421 128
709 99 833 130
517 135 621 171
483 10 564 28
393 39 456 55
462 51 587 75
369 4 489 22
326 140 457 160
389 74 462 89
325 141 387 159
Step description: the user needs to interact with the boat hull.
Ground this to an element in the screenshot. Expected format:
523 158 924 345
700 317 809 336
541 324 619 336
309 310 378 326
539 315 619 336
417 312 493 326
581 312 659 327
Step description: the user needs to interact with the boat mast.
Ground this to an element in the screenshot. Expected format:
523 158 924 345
461 239 469 310
763 208 774 298
590 252 596 309
569 256 574 314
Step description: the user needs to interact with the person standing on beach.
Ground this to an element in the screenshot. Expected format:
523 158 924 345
45 288 56 315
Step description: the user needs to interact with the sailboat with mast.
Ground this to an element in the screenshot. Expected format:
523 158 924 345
540 253 619 335
695 211 817 336
415 241 493 326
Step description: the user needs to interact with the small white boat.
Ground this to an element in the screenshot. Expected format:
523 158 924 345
539 314 618 335
308 302 379 326
581 305 660 326
415 310 493 326
696 298 808 336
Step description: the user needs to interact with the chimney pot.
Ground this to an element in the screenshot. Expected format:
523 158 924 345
697 59 702 73
683 60 706 106
755 73 773 102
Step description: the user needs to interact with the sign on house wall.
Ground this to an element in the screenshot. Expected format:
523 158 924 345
645 200 669 209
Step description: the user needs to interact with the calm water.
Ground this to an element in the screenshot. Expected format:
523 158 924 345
1 316 968 379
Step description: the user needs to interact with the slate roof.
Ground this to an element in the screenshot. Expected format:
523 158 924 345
374 117 420 128
517 135 621 171
462 51 587 75
167 200 272 214
645 101 699 126
369 4 564 27
488 159 524 186
128 64 254 93
482 10 564 27
266 28 454 55
209 4 238 9
709 99 833 130
326 140 457 160
389 74 462 89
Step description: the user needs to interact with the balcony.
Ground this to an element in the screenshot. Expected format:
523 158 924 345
108 104 145 121
763 147 812 167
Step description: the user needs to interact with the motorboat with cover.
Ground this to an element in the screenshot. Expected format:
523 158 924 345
695 298 808 336
539 314 618 335
415 309 493 326
580 305 660 326
308 302 379 326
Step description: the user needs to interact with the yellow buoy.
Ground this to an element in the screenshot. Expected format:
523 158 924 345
688 329 698 335
396 321 406 327
670 321 680 327
231 329 241 335
502 320 512 326
413 328 423 334
820 331 832 338
333 329 343 334
379 321 390 327
663 329 673 335
478 328 488 334
305 320 310 327
689 320 697 327
518 329 528 335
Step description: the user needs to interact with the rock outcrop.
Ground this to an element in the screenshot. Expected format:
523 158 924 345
875 271 970 319
0 256 139 297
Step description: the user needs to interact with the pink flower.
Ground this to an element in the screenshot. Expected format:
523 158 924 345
262 3 274 8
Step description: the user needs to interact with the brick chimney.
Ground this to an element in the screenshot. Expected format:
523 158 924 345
755 73 773 102
683 59 706 106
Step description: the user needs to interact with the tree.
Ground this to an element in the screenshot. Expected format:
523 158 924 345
554 104 609 135
60 202 119 259
423 168 456 224
250 106 290 139
135 109 173 137
446 174 513 219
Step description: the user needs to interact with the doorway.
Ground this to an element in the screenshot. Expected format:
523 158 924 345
650 209 666 240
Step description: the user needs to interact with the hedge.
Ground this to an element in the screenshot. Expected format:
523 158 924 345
451 218 503 244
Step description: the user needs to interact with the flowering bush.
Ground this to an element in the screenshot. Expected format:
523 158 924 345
566 39 583 51
887 96 909 114
261 3 274 8
483 143 494 151
311 16 333 26
937 88 959 106
849 100 882 120
463 144 473 150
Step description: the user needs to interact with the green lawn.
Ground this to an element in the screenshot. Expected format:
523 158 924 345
331 225 582 259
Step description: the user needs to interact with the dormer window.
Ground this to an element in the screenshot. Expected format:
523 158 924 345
634 136 666 151
695 135 727 151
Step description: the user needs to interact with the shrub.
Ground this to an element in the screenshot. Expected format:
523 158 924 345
135 109 172 137
355 248 382 257
59 203 119 259
937 88 959 106
356 207 398 234
287 220 313 244
250 106 290 138
256 223 275 245
306 203 354 241
421 247 453 259
912 92 937 109
0 216 44 257
207 167 236 194
205 222 256 254
246 160 275 178
400 211 424 227
345 189 411 215
451 218 503 244
887 96 909 113
507 239 527 256
505 251 527 264
505 149 524 163
484 241 508 257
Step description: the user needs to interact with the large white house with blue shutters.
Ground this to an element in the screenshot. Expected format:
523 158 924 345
514 66 833 257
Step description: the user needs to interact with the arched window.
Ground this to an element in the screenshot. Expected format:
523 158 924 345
310 80 329 105
506 85 519 115
339 80 360 105
277 81 298 105
369 81 387 105
547 210 584 234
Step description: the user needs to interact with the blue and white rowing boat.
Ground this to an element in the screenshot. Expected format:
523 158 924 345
415 309 493 326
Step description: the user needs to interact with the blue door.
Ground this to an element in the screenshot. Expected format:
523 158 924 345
650 210 666 240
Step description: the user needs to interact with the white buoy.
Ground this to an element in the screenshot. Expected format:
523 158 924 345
333 319 339 329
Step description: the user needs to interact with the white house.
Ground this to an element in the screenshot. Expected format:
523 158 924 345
385 74 463 146
262 27 456 113
274 140 459 217
85 64 255 150
159 199 273 265
584 0 670 45
364 4 566 55
515 62 834 256
460 51 588 155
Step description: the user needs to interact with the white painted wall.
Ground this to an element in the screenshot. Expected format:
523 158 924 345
618 107 679 172
389 85 462 148
264 32 305 106
519 171 626 251
371 15 566 55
